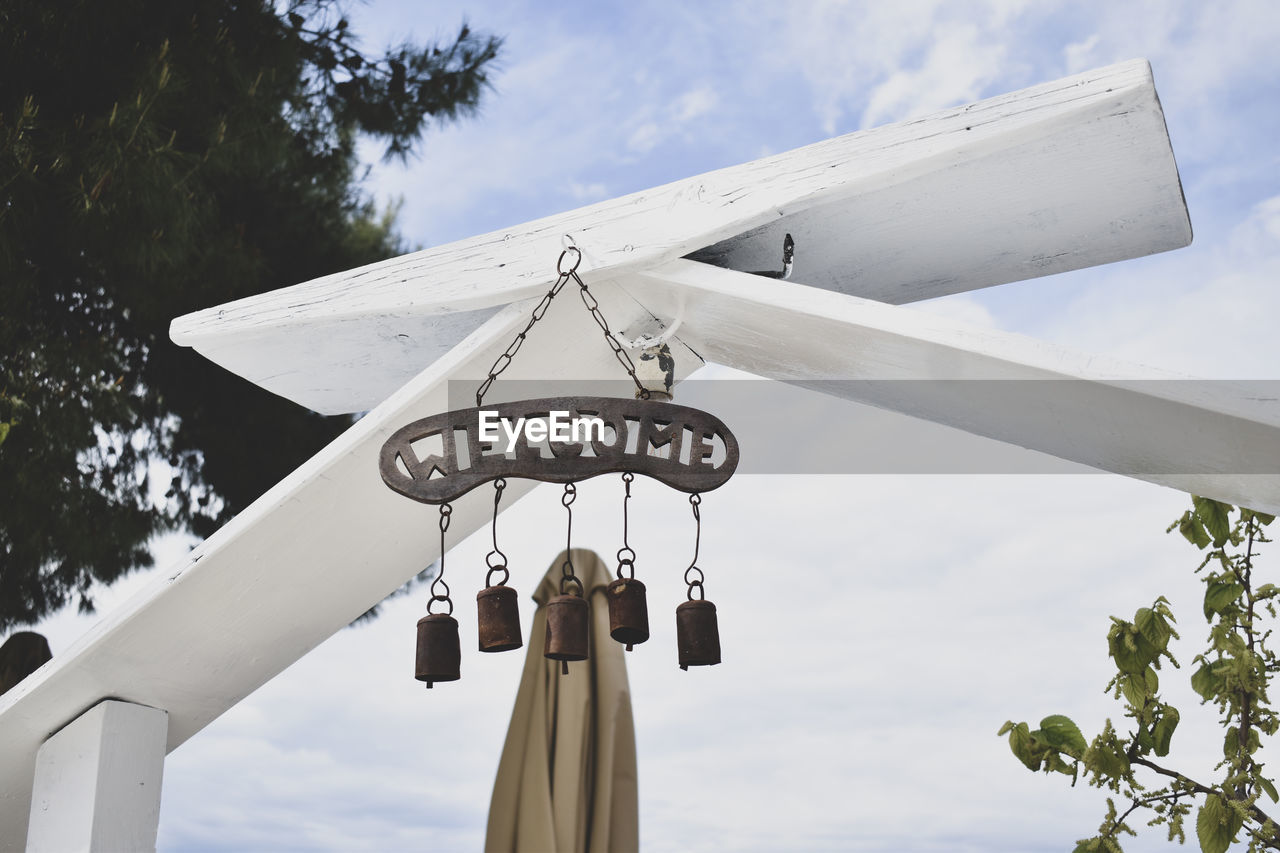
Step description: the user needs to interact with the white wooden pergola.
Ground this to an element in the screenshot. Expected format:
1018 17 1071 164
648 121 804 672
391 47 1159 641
3 59 1277 849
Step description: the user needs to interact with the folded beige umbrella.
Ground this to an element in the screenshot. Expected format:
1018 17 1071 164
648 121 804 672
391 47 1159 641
485 548 639 853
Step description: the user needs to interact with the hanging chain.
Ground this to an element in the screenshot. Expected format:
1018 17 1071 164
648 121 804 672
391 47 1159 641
572 262 650 400
474 258 571 406
616 472 636 579
484 478 509 587
428 503 454 615
475 246 650 406
684 493 706 601
559 482 583 596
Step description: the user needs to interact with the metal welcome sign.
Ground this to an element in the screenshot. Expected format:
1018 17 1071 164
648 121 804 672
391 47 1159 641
378 248 739 686
379 396 738 502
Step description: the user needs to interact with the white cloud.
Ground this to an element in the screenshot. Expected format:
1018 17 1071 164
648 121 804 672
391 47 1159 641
672 85 717 123
626 121 662 154
1024 194 1280 377
860 24 1007 129
1243 194 1280 243
1062 32 1102 72
911 292 1003 331
622 86 719 157
771 1 1033 135
568 180 608 201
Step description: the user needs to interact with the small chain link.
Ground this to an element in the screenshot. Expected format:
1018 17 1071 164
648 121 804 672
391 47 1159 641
428 503 454 615
484 479 509 586
616 472 636 578
475 276 570 406
559 483 583 596
476 247 650 406
571 269 649 400
684 493 705 601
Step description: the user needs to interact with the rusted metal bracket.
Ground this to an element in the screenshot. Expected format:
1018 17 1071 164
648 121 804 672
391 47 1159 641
634 343 675 400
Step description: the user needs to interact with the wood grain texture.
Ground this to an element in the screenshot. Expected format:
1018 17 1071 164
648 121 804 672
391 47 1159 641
0 289 702 845
170 59 1189 415
627 259 1280 513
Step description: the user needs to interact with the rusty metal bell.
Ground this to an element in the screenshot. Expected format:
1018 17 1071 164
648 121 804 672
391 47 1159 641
676 598 721 670
544 588 589 673
477 580 522 653
606 577 649 651
416 612 461 687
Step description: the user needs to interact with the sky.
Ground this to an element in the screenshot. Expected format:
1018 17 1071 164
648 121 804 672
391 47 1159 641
28 1 1280 851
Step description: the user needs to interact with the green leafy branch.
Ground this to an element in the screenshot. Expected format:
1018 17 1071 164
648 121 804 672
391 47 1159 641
999 498 1276 852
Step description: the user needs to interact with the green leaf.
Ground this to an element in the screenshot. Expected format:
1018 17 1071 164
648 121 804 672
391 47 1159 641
1152 707 1179 756
1260 777 1279 803
1121 675 1149 708
1109 625 1157 675
1005 721 1041 771
1204 580 1244 618
1191 662 1224 700
1043 750 1075 776
1222 726 1259 758
1180 511 1212 549
1134 724 1154 755
1241 508 1276 526
1193 496 1232 547
1086 736 1131 780
1196 794 1241 853
1035 714 1088 757
0 422 9 448
1136 607 1172 651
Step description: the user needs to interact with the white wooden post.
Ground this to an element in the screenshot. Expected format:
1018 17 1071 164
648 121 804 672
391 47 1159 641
26 700 168 853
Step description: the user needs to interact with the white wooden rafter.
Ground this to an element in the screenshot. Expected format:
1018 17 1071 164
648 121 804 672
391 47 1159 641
621 259 1280 512
169 59 1189 415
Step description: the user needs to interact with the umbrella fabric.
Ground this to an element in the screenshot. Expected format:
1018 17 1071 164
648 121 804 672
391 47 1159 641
485 548 639 853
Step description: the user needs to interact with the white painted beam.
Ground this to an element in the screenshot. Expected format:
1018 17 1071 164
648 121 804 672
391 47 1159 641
626 260 1280 514
26 700 167 853
169 59 1188 415
0 282 702 844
